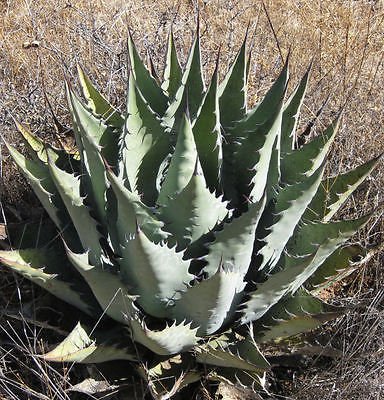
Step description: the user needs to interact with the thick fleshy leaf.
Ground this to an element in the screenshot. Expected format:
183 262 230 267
285 215 370 293
67 86 120 164
240 255 316 325
107 168 168 243
66 249 137 324
47 159 104 266
124 73 170 197
226 94 284 206
5 143 68 231
0 248 98 316
157 114 197 206
308 245 366 291
128 32 168 115
304 155 382 222
13 119 79 166
77 65 124 128
13 119 49 162
159 162 229 250
162 85 184 130
192 63 222 192
258 165 324 272
67 90 110 225
221 61 288 206
280 64 311 154
43 322 137 363
161 29 183 100
136 133 172 206
162 29 205 128
218 32 248 130
264 136 281 200
129 319 199 356
281 117 339 184
234 336 270 369
244 58 289 127
180 30 205 121
203 197 266 277
255 289 343 343
286 215 371 293
195 337 269 371
173 265 246 335
119 228 193 318
65 82 84 158
7 146 80 249
288 214 371 257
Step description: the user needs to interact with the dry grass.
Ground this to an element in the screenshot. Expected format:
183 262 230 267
0 0 383 399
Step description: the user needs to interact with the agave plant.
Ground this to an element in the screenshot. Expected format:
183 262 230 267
1 27 381 398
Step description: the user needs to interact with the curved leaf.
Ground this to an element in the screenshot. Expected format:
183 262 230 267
67 85 119 165
238 57 288 136
288 214 371 257
281 116 339 184
218 31 248 130
128 32 168 115
180 29 205 121
66 248 137 325
192 63 222 192
308 245 366 291
226 94 284 206
161 29 183 100
5 143 69 232
255 289 343 343
129 319 199 356
157 114 197 206
0 248 98 316
258 165 324 272
48 159 104 266
136 133 172 206
124 73 170 198
162 29 205 128
280 64 311 154
77 65 124 128
304 154 382 222
13 119 79 167
203 197 266 277
13 120 50 162
196 337 268 371
43 322 137 363
107 168 168 243
173 266 246 336
67 91 109 225
285 215 371 293
240 255 315 325
119 228 193 318
159 162 229 250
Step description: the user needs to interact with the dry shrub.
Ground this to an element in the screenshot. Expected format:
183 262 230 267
0 1 383 399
